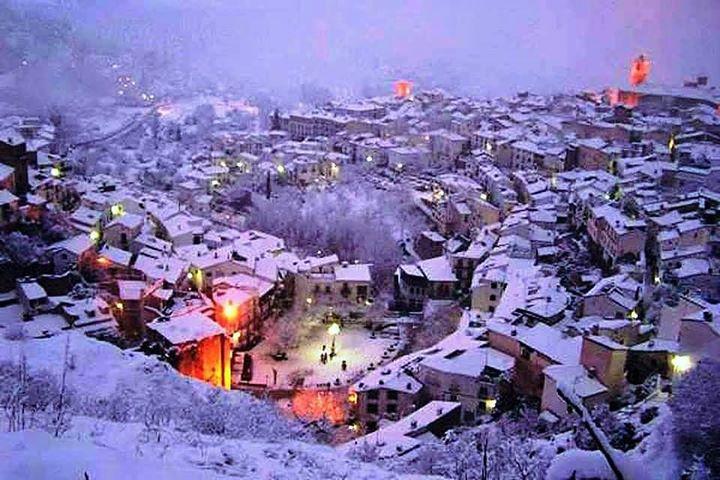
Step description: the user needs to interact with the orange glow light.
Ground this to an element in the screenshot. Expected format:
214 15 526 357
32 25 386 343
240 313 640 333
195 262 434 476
394 79 412 98
223 301 238 321
97 257 109 266
629 54 651 87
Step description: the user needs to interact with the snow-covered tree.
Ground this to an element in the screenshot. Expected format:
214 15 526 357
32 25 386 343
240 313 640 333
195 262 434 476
670 358 720 477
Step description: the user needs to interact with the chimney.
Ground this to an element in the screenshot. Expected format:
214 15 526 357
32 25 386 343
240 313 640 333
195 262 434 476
436 407 444 415
511 329 517 337
697 75 708 86
410 420 418 429
703 311 713 322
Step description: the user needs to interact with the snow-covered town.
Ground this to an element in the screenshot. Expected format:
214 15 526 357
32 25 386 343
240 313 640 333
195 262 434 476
1 2 719 479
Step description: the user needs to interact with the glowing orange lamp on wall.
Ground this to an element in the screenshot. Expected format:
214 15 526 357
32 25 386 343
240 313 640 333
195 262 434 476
223 301 238 321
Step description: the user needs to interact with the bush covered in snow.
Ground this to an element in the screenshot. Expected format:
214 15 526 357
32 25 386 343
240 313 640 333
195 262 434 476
399 425 552 480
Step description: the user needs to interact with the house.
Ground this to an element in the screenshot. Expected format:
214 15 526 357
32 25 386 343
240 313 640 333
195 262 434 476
340 401 461 459
586 204 646 265
16 281 50 317
579 335 628 394
48 234 96 275
147 310 231 389
416 347 514 423
541 365 608 418
94 244 135 282
488 322 582 397
212 283 262 349
188 246 252 292
133 253 188 289
295 256 373 307
430 130 470 166
113 280 150 338
0 189 20 224
394 256 457 311
333 262 372 304
582 274 642 319
351 367 424 431
415 231 446 260
103 213 144 250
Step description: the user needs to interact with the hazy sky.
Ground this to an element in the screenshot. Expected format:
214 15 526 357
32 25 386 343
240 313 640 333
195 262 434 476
7 0 720 101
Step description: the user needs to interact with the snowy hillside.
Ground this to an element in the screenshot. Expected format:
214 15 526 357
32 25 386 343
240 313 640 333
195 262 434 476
0 324 429 479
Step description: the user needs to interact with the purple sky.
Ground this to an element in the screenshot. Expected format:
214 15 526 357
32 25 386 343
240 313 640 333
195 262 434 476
10 0 720 99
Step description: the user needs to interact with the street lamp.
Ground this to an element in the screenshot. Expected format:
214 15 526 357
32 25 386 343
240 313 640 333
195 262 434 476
328 322 340 358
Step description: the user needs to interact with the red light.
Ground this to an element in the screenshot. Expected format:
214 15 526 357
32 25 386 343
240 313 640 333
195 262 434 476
629 54 650 87
394 80 412 98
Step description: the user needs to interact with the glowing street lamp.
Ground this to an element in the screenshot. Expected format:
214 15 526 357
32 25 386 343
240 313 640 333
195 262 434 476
89 230 101 243
50 166 62 178
671 355 693 375
328 322 340 357
110 203 124 217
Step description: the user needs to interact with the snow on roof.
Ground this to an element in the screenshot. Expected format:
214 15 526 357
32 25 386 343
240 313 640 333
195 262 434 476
0 189 19 205
353 367 423 394
134 254 188 285
673 258 711 279
18 282 47 301
298 254 339 272
334 263 372 283
587 335 627 351
107 212 144 230
519 324 582 365
0 163 14 179
544 364 608 399
117 280 146 301
421 230 446 243
630 338 679 353
213 272 274 298
52 234 94 256
417 256 457 283
97 245 132 267
148 311 225 345
420 347 514 377
339 401 461 458
70 206 103 228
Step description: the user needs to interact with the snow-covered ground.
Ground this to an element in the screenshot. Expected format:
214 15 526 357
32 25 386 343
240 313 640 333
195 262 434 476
0 312 432 479
0 418 432 480
249 324 397 389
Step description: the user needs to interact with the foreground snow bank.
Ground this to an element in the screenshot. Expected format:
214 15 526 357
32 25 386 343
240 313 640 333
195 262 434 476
0 420 430 480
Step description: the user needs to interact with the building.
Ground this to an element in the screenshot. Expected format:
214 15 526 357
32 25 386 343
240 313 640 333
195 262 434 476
147 310 231 389
351 368 423 431
416 347 514 423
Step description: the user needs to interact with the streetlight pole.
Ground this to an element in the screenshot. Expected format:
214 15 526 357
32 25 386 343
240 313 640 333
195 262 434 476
328 322 340 358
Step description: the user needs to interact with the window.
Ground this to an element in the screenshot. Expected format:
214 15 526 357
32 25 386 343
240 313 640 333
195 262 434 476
325 285 331 294
366 403 378 414
387 390 398 401
489 294 497 302
491 282 497 289
488 306 495 313
368 390 379 400
386 403 397 414
521 347 531 360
